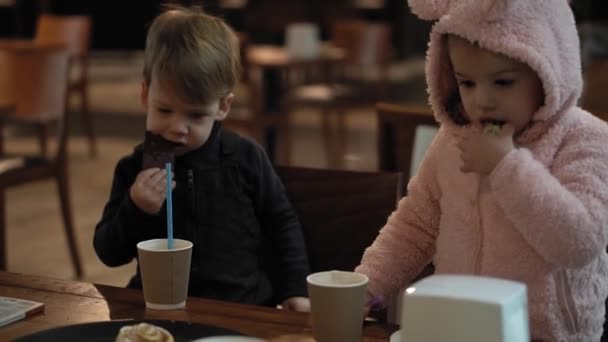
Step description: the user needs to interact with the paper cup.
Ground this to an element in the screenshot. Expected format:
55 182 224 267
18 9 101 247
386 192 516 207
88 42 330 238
137 238 193 310
307 271 368 342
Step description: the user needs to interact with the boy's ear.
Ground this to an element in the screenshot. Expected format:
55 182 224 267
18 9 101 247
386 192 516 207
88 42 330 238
140 81 149 109
215 93 234 121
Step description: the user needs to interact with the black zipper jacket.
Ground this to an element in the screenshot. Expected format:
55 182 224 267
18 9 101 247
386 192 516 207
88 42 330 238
94 123 310 305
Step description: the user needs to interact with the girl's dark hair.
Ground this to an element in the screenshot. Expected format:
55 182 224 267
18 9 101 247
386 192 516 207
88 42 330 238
445 91 470 126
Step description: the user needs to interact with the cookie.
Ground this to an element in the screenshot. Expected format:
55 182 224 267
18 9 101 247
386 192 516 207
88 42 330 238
481 119 505 136
483 123 502 136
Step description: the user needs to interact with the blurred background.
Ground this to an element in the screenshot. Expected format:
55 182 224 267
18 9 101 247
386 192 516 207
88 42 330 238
0 0 606 288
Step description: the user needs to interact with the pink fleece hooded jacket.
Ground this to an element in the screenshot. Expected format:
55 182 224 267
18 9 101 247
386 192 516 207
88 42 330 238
355 0 608 340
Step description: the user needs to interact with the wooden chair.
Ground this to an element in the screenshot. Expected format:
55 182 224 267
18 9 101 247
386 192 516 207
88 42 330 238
376 102 438 188
286 20 393 105
0 51 14 111
35 14 96 157
283 20 393 168
0 44 83 277
582 58 608 123
275 166 405 273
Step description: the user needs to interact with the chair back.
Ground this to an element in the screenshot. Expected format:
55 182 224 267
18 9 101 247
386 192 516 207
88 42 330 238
582 58 608 122
376 102 439 183
0 45 79 277
13 47 69 120
329 19 392 99
0 51 14 108
332 20 391 69
11 46 70 159
35 14 96 157
34 15 91 59
275 166 405 273
331 19 391 87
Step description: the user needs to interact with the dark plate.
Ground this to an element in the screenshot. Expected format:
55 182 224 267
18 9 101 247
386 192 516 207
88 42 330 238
12 319 244 342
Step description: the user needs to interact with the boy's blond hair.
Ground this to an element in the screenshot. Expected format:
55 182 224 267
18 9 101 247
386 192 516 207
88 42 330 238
143 5 241 105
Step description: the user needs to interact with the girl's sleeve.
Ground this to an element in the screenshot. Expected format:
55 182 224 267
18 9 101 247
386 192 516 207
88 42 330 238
489 121 608 268
355 129 445 300
93 157 162 267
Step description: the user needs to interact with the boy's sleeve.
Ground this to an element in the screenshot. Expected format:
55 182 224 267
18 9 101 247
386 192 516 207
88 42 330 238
93 155 163 267
251 148 311 302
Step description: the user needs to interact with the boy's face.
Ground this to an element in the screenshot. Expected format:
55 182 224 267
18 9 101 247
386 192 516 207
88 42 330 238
447 36 544 134
141 76 233 156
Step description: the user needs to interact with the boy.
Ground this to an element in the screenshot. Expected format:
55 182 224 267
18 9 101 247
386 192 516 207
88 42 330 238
94 5 310 311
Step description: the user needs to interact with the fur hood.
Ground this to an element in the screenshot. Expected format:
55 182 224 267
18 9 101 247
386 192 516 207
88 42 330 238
410 0 581 142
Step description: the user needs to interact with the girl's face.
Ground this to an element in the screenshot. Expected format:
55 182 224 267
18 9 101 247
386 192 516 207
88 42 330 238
141 76 233 156
447 36 544 134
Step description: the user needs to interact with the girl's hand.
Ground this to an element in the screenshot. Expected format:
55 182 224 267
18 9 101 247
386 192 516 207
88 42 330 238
282 296 310 312
363 292 384 319
130 168 176 214
457 123 515 174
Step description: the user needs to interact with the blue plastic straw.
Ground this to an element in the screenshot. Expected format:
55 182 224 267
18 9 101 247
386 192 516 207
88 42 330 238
165 162 174 250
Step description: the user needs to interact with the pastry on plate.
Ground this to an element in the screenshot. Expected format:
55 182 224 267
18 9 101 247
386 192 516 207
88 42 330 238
115 322 174 342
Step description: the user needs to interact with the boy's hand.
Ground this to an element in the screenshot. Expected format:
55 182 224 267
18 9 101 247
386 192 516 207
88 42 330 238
282 296 310 312
130 168 176 215
457 123 515 174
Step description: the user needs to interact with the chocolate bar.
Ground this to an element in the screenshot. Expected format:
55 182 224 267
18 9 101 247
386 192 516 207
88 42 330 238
142 131 181 170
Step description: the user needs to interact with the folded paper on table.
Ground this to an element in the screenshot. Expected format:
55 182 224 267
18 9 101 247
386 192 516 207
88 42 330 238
0 296 44 327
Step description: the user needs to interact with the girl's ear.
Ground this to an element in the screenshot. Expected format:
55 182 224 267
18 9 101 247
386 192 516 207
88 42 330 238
140 81 149 110
215 93 234 121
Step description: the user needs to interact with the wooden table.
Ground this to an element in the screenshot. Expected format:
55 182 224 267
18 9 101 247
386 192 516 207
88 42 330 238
246 44 345 69
0 271 397 341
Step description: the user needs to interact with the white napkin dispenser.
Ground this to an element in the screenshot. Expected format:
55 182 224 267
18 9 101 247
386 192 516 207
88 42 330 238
285 22 320 59
400 275 529 342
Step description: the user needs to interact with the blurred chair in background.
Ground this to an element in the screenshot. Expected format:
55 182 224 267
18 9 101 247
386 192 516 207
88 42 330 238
274 166 404 273
283 19 393 168
227 37 345 164
376 102 438 195
581 58 608 122
0 50 14 112
0 43 83 277
35 14 96 157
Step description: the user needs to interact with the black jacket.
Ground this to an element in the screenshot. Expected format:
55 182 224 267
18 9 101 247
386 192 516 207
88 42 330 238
94 123 310 305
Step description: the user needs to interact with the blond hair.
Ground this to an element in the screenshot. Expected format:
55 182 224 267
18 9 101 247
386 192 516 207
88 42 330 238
143 5 241 104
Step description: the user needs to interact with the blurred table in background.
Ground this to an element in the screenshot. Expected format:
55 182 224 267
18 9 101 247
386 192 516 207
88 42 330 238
241 44 345 163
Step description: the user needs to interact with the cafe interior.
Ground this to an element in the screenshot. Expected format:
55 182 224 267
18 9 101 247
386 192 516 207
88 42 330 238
0 0 607 340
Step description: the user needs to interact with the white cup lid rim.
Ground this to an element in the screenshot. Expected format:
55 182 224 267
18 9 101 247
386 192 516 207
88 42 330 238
137 238 193 252
307 270 368 287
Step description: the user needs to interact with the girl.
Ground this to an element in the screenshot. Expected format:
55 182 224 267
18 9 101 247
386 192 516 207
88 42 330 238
356 0 608 340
